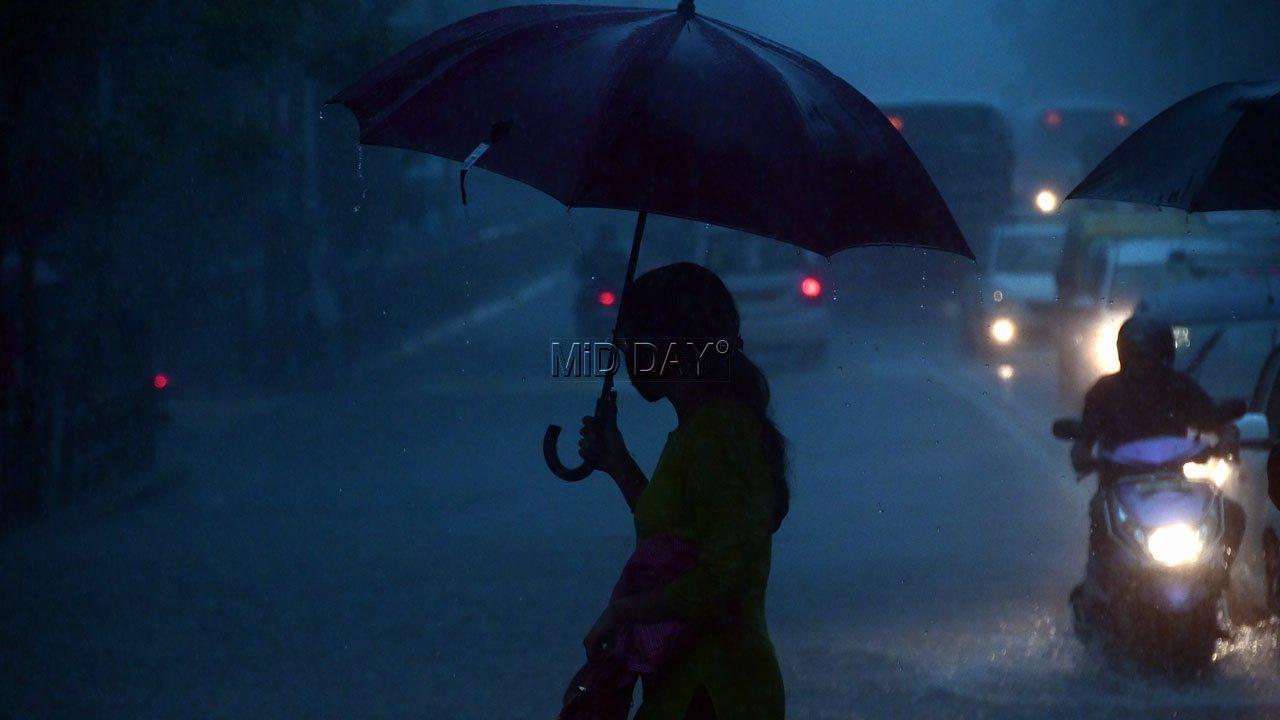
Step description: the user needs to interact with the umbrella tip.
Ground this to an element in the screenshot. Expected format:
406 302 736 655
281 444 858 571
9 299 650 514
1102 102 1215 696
677 0 694 17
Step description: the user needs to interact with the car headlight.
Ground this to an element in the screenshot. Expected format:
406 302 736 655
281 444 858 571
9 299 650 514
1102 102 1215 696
1183 457 1235 487
1035 189 1060 214
1089 313 1128 374
990 317 1017 345
1146 524 1204 566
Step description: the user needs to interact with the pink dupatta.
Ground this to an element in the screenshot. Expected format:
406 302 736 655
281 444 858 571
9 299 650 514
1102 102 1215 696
557 535 698 720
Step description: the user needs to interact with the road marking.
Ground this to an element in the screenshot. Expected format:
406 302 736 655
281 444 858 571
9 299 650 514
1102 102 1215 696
921 358 1057 462
919 356 1082 507
358 269 569 374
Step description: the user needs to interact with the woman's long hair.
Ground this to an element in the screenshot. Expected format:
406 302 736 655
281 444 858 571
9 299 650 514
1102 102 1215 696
619 262 790 532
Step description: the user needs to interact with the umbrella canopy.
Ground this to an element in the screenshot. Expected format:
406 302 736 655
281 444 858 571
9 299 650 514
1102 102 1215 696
330 1 970 258
331 1 974 481
1068 80 1280 212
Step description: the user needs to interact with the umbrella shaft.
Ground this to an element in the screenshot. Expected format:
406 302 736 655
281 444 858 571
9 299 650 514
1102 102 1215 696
622 211 648 300
599 211 648 401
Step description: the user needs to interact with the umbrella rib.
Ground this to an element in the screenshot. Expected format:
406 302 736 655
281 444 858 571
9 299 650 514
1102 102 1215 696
565 13 684 207
331 4 974 259
698 20 817 179
358 18 539 140
1069 81 1280 211
1191 91 1279 212
352 13 541 135
713 27 968 257
701 14 841 90
358 7 663 143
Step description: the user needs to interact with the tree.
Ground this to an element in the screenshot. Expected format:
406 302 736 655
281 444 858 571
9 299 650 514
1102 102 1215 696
0 0 186 503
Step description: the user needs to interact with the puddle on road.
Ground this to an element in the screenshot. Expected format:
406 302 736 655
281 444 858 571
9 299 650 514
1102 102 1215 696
785 604 1280 718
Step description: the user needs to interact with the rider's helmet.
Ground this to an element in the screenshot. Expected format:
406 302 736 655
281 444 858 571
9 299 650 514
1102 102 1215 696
1116 315 1175 373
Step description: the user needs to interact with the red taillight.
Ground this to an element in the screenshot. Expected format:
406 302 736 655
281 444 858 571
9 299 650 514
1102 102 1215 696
1043 110 1062 129
800 277 822 298
888 115 904 132
597 290 617 307
153 374 169 390
1114 111 1130 127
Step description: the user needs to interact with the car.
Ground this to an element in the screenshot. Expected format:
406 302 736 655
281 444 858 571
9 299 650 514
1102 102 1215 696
692 230 831 371
1054 216 1280 401
570 223 829 371
1132 275 1280 619
962 219 1065 356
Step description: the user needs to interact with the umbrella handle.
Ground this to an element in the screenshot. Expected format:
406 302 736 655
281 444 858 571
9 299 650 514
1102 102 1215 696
543 424 594 482
544 353 618 483
543 211 646 483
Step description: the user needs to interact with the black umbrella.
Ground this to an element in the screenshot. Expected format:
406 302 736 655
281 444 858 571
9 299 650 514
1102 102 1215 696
1069 80 1280 211
330 1 971 480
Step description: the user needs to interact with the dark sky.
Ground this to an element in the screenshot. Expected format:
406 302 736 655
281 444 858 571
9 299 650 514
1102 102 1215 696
695 0 1028 105
403 0 1278 120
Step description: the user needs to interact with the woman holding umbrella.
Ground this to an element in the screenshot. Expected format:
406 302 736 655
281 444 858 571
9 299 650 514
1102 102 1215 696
329 2 972 717
578 262 786 720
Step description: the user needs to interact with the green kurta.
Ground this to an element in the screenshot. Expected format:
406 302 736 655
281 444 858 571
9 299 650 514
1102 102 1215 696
632 398 785 720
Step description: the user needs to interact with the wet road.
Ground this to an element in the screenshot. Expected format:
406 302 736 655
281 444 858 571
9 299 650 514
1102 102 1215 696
5 275 1280 719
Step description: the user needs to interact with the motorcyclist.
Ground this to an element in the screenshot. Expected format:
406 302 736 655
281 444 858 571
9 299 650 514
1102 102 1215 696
1071 315 1245 570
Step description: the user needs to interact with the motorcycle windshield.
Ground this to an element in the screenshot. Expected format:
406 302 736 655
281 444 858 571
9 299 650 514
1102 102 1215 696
1104 436 1207 468
1114 479 1214 528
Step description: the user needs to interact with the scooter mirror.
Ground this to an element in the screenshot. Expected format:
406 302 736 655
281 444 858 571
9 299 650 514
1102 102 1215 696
1237 412 1270 448
1052 418 1084 440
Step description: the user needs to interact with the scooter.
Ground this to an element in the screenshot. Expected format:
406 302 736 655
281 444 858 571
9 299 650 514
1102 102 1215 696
1052 419 1239 671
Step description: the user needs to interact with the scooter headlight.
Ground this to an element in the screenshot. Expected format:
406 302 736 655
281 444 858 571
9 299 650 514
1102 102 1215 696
1146 524 1203 567
1183 457 1235 487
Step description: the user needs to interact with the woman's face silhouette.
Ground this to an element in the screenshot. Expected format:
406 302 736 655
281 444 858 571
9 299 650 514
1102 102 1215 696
620 336 665 403
617 333 682 403
619 332 731 404
618 262 739 403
